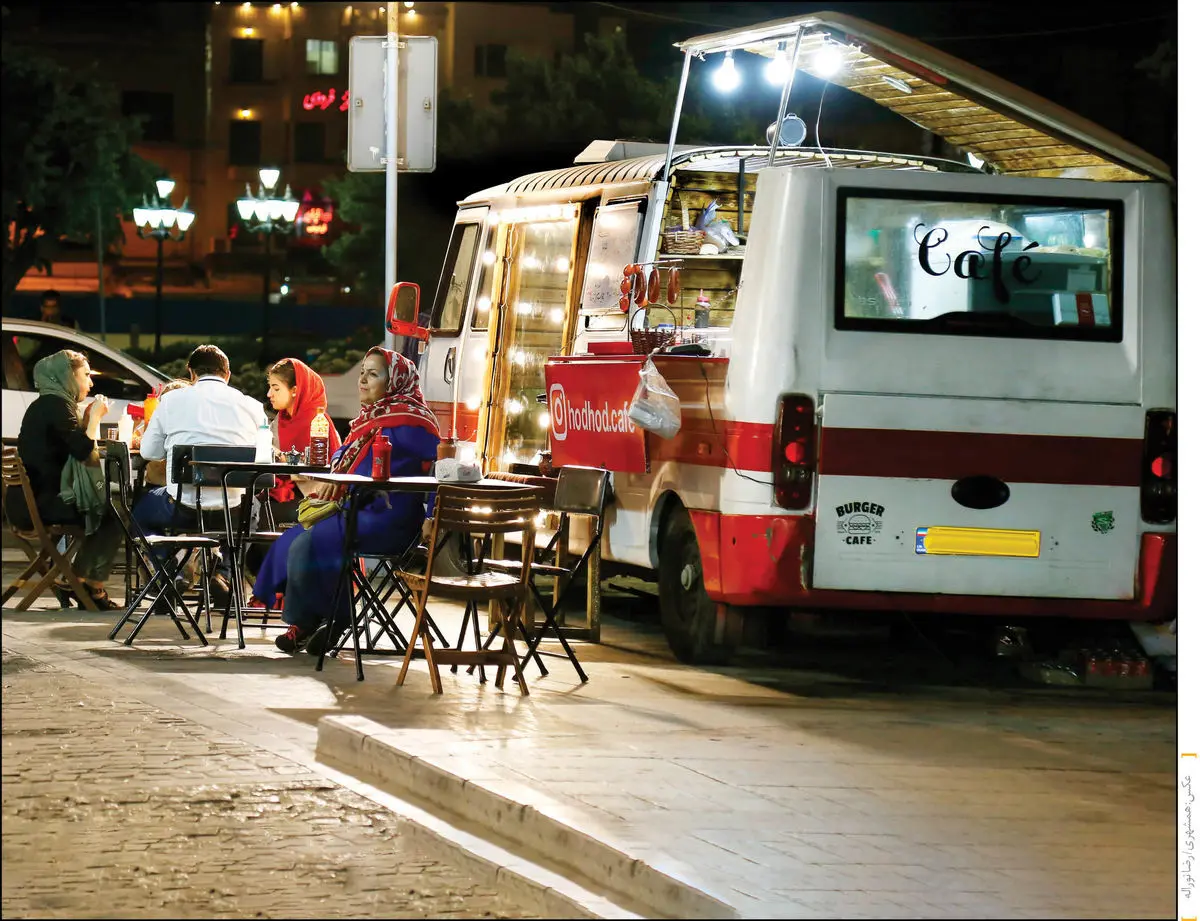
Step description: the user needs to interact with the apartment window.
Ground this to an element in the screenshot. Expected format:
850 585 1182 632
294 122 326 164
229 38 264 83
306 39 339 75
228 120 262 166
121 91 175 143
474 44 507 78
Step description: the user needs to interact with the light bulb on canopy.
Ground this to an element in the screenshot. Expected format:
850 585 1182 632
712 51 741 93
764 41 790 86
813 41 843 78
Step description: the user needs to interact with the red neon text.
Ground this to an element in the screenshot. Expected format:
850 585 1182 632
301 88 350 112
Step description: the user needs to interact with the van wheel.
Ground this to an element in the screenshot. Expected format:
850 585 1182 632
658 506 735 665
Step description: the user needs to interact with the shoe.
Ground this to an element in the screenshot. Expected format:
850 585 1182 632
275 624 310 654
207 574 232 608
247 597 266 610
304 622 330 657
52 580 79 609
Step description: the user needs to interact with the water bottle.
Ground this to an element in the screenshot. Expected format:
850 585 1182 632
309 408 330 467
255 420 274 463
371 430 391 480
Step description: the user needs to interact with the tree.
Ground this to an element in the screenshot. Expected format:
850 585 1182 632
1 41 159 308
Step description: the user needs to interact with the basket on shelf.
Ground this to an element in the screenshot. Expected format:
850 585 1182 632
661 229 706 255
629 304 678 355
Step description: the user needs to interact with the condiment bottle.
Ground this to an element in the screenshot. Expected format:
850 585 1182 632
371 431 391 480
309 408 330 467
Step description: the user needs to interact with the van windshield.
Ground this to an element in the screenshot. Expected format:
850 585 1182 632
835 191 1123 342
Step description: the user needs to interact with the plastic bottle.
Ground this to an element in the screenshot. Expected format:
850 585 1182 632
116 410 134 445
255 420 274 463
309 408 330 467
143 393 159 425
694 290 711 328
371 430 391 480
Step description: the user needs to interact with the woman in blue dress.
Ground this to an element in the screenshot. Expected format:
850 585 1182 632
265 346 440 654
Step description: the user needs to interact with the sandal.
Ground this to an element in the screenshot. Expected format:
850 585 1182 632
79 584 121 612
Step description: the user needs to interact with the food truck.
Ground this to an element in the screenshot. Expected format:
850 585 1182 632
396 12 1177 663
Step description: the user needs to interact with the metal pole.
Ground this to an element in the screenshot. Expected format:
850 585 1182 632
768 27 804 168
97 203 107 342
154 235 164 357
384 1 400 352
261 231 272 366
662 50 692 191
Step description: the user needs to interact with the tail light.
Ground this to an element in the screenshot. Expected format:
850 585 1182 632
1141 409 1176 524
774 395 816 509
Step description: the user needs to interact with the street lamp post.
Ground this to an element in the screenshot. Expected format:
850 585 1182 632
237 168 299 366
133 178 195 357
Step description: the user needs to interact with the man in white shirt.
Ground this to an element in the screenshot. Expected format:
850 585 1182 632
135 345 267 602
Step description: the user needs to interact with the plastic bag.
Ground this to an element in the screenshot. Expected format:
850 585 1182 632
628 357 681 439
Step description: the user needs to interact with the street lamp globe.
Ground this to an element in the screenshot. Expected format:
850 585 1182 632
155 178 177 200
259 167 281 192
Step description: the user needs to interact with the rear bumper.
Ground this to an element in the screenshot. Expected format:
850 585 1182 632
690 511 1177 622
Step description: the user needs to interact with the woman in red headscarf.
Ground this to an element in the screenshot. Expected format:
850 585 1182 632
252 348 441 654
264 357 342 523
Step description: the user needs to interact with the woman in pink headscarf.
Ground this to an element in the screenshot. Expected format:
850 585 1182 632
252 347 440 654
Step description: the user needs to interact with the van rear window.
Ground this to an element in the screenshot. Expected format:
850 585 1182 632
835 190 1123 342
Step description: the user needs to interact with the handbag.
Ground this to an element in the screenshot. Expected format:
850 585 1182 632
297 497 340 530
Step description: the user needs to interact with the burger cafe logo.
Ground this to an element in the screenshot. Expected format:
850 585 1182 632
836 501 884 546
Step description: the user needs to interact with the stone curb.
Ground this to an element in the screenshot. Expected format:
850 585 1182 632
317 714 741 921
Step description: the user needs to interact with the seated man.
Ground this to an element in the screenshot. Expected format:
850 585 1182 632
134 345 266 603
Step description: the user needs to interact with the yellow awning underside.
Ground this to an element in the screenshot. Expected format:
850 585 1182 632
678 12 1172 184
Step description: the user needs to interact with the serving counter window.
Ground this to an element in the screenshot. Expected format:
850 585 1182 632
836 190 1122 341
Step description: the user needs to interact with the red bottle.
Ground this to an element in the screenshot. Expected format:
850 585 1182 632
371 431 392 480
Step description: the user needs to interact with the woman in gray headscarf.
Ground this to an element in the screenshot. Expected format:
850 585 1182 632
12 350 123 610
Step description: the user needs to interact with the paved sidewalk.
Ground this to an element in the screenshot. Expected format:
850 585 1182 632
1 649 537 920
1 586 1177 919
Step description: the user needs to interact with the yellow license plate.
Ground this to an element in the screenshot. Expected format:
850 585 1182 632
915 526 1040 558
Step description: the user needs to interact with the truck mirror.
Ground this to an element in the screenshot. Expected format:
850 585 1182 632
387 281 429 341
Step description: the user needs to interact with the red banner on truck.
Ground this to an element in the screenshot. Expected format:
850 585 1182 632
544 357 648 473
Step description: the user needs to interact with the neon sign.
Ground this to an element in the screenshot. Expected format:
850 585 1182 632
302 88 350 112
301 204 333 236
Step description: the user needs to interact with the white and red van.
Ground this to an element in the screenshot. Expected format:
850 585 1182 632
399 13 1176 663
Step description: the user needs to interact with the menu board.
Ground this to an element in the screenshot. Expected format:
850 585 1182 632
581 201 644 312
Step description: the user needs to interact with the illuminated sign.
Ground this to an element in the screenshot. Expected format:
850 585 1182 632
302 88 350 112
294 190 335 245
301 204 333 236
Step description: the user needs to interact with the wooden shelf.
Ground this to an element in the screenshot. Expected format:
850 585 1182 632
659 252 746 261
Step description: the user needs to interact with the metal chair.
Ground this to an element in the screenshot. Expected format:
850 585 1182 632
396 485 543 695
1 446 98 611
103 441 214 646
485 466 612 683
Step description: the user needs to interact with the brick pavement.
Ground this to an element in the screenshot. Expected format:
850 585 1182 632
1 650 539 920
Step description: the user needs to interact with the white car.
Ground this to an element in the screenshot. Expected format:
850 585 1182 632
2 319 169 442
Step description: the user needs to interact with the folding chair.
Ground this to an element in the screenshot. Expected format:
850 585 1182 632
173 444 287 649
396 485 542 695
1 446 98 612
315 500 454 682
484 466 612 683
103 442 214 646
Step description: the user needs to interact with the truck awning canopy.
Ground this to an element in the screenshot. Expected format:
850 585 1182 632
677 11 1172 183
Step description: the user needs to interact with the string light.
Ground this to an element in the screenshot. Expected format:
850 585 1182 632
814 41 844 78
765 41 790 86
506 398 524 415
549 307 565 324
475 295 491 314
516 302 533 316
555 256 570 272
481 251 496 266
465 394 481 411
538 412 550 430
